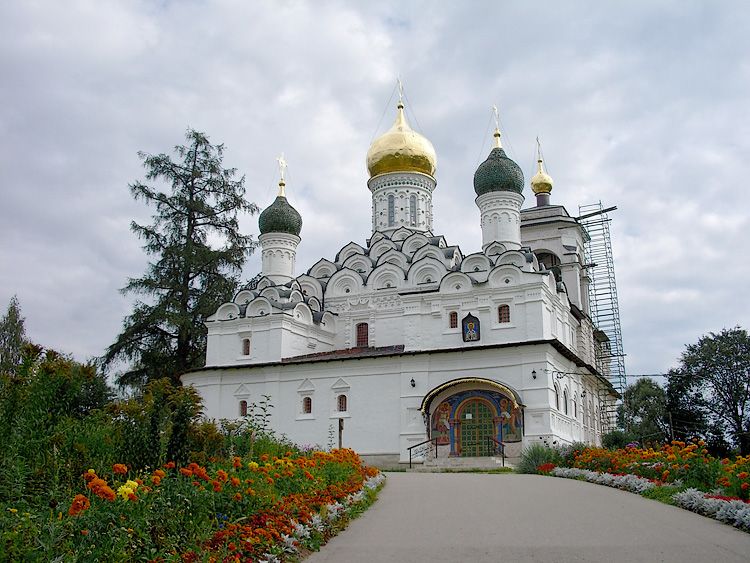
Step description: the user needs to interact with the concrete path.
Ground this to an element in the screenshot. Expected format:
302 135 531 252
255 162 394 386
306 473 750 563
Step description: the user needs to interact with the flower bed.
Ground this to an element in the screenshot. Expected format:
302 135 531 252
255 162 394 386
2 448 384 561
551 467 656 494
545 441 750 533
673 488 750 532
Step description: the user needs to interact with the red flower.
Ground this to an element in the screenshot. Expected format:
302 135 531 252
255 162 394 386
164 461 176 470
68 494 90 516
112 463 128 475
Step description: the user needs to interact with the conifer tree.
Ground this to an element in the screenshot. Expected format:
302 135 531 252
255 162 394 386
103 129 258 387
0 296 27 375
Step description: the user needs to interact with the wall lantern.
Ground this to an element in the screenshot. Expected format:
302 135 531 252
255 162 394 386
531 370 537 379
410 378 416 388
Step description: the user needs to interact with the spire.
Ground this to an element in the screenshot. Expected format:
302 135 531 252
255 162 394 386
276 153 287 197
492 105 503 148
530 137 554 206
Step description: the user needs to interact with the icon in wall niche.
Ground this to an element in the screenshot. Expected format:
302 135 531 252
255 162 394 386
462 313 480 342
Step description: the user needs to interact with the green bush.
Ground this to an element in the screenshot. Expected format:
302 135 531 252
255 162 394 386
516 443 562 474
602 429 637 449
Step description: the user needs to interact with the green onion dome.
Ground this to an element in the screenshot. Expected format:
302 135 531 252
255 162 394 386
473 129 524 196
258 183 302 236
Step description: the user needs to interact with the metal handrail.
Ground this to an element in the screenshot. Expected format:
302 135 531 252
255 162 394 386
407 437 439 468
486 436 505 467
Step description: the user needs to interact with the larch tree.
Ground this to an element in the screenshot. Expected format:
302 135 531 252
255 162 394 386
103 129 258 387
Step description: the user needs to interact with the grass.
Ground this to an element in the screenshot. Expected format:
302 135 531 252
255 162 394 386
641 485 685 506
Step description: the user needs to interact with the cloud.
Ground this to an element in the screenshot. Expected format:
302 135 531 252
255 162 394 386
1 0 749 380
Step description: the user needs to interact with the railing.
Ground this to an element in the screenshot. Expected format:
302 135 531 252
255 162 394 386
486 436 505 467
407 437 438 469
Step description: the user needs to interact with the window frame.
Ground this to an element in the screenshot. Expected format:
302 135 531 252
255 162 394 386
337 394 348 413
355 322 369 347
449 311 458 329
498 304 511 323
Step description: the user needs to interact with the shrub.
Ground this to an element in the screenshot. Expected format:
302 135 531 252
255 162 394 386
602 429 637 449
516 443 562 474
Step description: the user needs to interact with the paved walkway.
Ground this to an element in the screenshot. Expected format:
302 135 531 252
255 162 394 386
306 472 750 563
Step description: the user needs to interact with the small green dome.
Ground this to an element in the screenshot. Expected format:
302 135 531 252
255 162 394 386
258 195 302 236
473 147 524 196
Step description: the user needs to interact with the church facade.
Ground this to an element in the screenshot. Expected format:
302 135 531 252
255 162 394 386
182 100 618 466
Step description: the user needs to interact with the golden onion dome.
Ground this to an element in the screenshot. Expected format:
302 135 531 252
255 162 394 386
530 157 554 195
366 102 437 178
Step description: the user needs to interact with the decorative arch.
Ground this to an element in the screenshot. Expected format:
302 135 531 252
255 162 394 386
366 262 405 290
335 241 366 264
308 258 338 279
342 254 373 276
401 233 431 257
292 302 313 324
406 256 447 286
419 377 523 414
391 226 414 241
215 303 240 321
296 275 324 301
412 244 447 265
369 238 397 261
246 297 273 317
233 289 256 305
325 268 364 298
375 248 409 270
439 271 473 294
495 250 527 268
487 265 521 288
460 253 492 275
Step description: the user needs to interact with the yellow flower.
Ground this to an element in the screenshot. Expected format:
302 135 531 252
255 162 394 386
125 480 139 490
248 462 259 470
117 485 134 500
8 508 17 514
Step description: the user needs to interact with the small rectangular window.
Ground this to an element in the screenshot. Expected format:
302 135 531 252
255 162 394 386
303 396 312 414
337 394 348 412
356 322 369 347
242 338 251 355
498 305 510 323
449 311 458 329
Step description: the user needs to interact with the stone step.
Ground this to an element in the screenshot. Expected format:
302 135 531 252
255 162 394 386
408 456 518 472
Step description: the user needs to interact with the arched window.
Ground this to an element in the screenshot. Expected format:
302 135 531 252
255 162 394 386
573 394 578 418
409 194 417 226
498 304 510 323
337 394 348 412
554 385 560 410
387 195 395 227
449 311 458 329
242 338 251 356
563 389 569 415
302 396 312 414
356 322 369 347
239 400 248 417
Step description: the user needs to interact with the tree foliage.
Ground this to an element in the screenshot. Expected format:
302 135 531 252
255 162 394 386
0 296 27 375
618 378 669 444
667 327 750 455
103 129 258 387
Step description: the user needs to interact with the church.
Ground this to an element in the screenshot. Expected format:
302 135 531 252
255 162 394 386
182 98 619 467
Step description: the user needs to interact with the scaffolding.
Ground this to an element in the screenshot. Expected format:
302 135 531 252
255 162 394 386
578 202 626 431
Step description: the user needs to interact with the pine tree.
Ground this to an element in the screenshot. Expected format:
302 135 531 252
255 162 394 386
103 129 258 387
0 296 27 375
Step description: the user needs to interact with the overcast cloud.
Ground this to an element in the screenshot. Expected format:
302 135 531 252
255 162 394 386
1 0 749 379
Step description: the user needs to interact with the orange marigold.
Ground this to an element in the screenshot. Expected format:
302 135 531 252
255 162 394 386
68 494 90 516
153 469 166 478
113 463 128 475
180 468 193 477
738 472 749 480
742 483 749 491
164 461 176 470
230 477 241 487
151 475 162 486
232 457 242 469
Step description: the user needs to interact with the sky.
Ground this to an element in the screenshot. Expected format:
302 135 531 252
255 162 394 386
1 0 749 379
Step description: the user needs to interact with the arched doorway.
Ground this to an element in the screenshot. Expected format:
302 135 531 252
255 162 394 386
456 398 496 456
